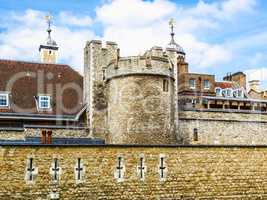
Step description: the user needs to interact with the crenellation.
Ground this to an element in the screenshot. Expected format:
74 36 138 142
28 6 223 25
151 46 164 57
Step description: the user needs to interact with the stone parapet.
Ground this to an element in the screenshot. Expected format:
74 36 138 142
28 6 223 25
0 128 90 140
106 56 173 80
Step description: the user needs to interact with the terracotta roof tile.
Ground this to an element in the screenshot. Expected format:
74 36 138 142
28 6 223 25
0 59 83 116
215 81 234 89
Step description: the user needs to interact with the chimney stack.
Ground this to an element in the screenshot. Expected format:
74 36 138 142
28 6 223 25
41 130 47 144
249 80 260 91
41 130 52 144
47 130 52 144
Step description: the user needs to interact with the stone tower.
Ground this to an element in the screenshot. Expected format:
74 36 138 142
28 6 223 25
39 14 59 64
84 40 118 139
106 47 177 144
84 19 185 144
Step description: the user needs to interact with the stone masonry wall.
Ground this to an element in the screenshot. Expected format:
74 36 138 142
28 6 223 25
107 75 176 144
179 110 267 145
84 40 118 140
1 145 267 199
0 128 90 140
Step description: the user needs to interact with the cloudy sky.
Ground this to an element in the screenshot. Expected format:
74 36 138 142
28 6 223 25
0 0 267 87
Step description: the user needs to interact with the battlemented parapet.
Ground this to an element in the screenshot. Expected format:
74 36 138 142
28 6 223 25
106 48 174 81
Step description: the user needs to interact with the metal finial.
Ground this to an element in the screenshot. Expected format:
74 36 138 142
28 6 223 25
45 14 53 38
169 18 175 44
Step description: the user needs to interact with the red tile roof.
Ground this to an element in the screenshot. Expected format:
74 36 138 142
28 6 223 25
0 60 83 116
215 81 234 89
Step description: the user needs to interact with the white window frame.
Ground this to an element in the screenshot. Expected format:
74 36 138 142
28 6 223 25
204 80 210 89
189 79 196 89
0 93 9 107
215 87 222 96
226 88 233 97
38 95 51 109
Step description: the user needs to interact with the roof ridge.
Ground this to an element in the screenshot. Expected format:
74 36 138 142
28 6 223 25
0 59 68 66
0 59 82 76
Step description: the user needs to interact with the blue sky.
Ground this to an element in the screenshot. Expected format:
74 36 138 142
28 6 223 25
0 0 267 87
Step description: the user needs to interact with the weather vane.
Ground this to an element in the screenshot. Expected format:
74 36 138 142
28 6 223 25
45 13 53 38
169 18 175 32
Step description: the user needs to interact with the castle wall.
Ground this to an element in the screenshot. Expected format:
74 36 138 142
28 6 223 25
107 75 176 144
179 110 267 144
0 128 89 140
1 145 267 199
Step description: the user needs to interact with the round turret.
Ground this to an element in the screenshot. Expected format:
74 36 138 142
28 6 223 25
106 47 177 144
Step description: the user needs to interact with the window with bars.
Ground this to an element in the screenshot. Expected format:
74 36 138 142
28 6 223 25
38 95 51 109
0 93 9 107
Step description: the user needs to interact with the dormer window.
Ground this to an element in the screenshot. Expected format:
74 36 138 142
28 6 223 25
0 93 9 107
38 95 51 109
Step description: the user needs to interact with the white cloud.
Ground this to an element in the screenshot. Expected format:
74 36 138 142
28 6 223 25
59 11 93 27
97 0 254 69
0 0 259 73
222 0 256 15
186 0 256 20
96 0 176 28
181 35 232 68
0 9 96 73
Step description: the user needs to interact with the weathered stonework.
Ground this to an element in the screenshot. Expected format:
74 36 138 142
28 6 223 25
107 75 175 144
84 40 118 140
179 110 267 145
84 43 179 144
1 145 267 199
0 128 90 140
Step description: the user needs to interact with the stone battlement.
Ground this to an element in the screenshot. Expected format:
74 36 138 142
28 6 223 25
85 40 118 49
106 47 174 81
